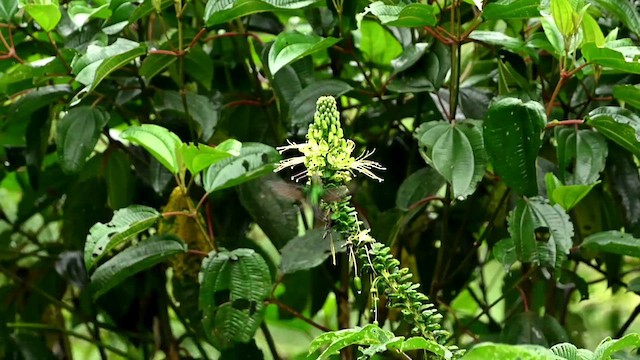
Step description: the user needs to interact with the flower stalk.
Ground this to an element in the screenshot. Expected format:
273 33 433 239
276 96 463 358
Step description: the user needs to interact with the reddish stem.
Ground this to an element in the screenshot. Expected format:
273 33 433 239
545 119 585 130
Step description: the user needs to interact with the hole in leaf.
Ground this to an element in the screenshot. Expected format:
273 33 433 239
242 160 250 171
535 226 551 242
231 298 251 311
214 289 230 305
261 153 268 163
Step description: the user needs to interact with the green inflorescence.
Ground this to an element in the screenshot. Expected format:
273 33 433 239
276 96 463 358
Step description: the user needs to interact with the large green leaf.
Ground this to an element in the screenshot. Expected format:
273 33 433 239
354 20 403 67
25 1 61 32
309 324 452 360
238 175 300 250
587 106 640 158
363 2 437 27
554 128 607 185
484 98 546 196
56 106 110 173
483 0 542 20
612 85 640 109
84 205 162 271
72 38 141 85
395 167 446 211
204 0 321 26
461 343 559 360
199 248 271 349
203 143 280 193
89 235 186 299
593 333 640 360
545 173 598 211
590 0 640 36
154 90 221 142
415 121 486 198
508 197 574 270
180 139 241 175
86 44 146 92
0 0 18 21
120 124 183 174
288 80 352 135
280 229 345 274
582 231 640 257
582 43 640 74
268 32 339 75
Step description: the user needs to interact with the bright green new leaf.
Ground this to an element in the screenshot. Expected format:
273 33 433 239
582 231 640 258
25 1 61 32
355 20 403 67
593 333 640 359
483 0 542 20
581 13 605 47
541 15 565 55
0 0 19 21
199 248 271 349
203 143 280 193
67 0 112 28
551 0 576 37
57 106 110 173
415 121 487 198
180 139 241 175
462 342 559 359
121 124 183 174
613 85 640 108
87 45 147 92
268 32 339 75
73 38 143 89
508 197 574 270
484 98 546 196
89 235 186 299
363 2 437 27
545 173 598 211
84 205 162 271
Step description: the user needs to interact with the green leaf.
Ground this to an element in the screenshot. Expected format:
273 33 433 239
180 140 240 175
468 31 528 53
120 124 183 174
310 324 452 360
0 0 19 21
483 0 542 20
587 107 640 158
426 42 450 89
582 43 640 74
355 20 403 67
154 90 221 142
238 175 301 250
199 248 271 349
84 205 162 271
554 128 608 184
25 1 61 32
582 231 640 257
67 0 112 28
203 143 280 193
89 235 186 299
87 44 146 92
613 85 640 109
545 173 598 211
56 106 109 173
280 229 345 274
462 343 559 360
415 121 486 198
395 167 446 211
205 0 321 26
105 150 134 210
73 38 142 87
288 80 352 134
484 97 546 196
551 0 575 37
541 15 565 55
268 32 339 75
494 238 517 271
363 2 437 27
593 333 640 360
129 0 172 24
392 43 429 74
7 84 72 121
139 53 177 80
508 197 574 270
581 13 605 47
590 0 640 36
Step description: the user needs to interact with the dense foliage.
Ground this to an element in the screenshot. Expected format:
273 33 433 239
3 0 640 359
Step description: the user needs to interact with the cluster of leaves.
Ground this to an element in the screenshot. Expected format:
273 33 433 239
2 0 640 358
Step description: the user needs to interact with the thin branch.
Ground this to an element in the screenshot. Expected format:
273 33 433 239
545 119 585 130
268 299 331 332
